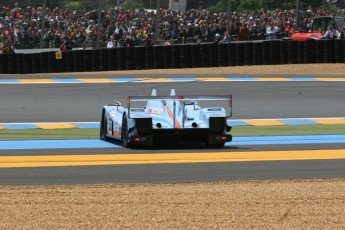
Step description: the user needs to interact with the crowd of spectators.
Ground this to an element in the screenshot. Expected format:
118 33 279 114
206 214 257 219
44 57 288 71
1 2 345 51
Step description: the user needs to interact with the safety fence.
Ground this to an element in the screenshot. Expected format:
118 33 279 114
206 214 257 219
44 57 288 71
0 39 345 74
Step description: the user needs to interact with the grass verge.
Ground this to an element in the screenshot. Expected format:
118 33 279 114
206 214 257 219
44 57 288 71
0 124 345 140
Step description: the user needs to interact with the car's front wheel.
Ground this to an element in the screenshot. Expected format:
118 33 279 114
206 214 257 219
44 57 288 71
100 109 109 141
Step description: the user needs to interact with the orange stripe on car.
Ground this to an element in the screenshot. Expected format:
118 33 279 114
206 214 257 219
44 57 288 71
164 106 181 128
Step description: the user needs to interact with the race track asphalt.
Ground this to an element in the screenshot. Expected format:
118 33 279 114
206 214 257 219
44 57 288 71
1 76 345 185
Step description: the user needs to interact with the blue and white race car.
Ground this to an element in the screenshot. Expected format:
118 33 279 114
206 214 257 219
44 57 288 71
100 89 232 148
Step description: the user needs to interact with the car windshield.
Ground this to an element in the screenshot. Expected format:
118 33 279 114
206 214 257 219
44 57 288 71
312 17 336 34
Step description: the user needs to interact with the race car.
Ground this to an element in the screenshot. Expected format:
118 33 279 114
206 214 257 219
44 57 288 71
100 89 232 148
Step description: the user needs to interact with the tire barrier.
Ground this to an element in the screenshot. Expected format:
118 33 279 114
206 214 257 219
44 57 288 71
261 40 270 65
134 46 145 70
91 49 100 72
303 40 315 64
65 51 74 72
0 54 8 74
288 40 298 64
235 42 245 66
144 46 153 69
334 39 343 63
208 43 219 67
180 44 192 68
200 44 209 67
252 42 261 65
163 45 172 69
82 50 92 72
218 44 228 67
48 51 58 73
297 41 304 64
126 47 135 70
23 53 33 74
39 52 49 73
315 40 324 63
191 44 201 68
269 40 280 65
279 40 288 64
16 53 24 74
99 48 108 71
107 48 118 71
5 40 345 74
323 39 335 63
153 46 164 69
7 54 17 74
73 50 84 72
57 52 67 73
117 48 126 70
171 45 180 68
244 42 253 66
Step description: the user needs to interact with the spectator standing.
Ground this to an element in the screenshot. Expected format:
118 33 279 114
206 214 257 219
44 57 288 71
323 23 341 39
219 31 231 44
144 33 154 46
107 35 118 48
341 26 345 39
266 23 278 40
214 33 221 44
60 37 72 52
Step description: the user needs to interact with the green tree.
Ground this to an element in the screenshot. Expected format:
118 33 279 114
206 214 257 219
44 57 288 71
237 0 263 11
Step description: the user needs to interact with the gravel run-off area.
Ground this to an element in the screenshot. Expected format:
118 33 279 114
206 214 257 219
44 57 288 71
2 64 345 229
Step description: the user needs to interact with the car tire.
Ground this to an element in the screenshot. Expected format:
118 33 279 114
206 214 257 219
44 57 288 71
122 115 131 148
207 142 225 148
100 109 109 141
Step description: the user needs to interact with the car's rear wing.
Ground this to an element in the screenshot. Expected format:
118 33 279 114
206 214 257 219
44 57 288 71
127 95 232 118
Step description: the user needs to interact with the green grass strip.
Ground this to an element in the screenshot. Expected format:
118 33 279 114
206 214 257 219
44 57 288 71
0 125 345 140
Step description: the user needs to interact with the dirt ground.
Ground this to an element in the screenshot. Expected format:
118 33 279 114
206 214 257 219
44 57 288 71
1 179 345 229
1 64 344 229
72 63 345 75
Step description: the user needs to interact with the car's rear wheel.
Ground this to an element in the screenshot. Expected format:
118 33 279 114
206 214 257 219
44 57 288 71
122 115 131 148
